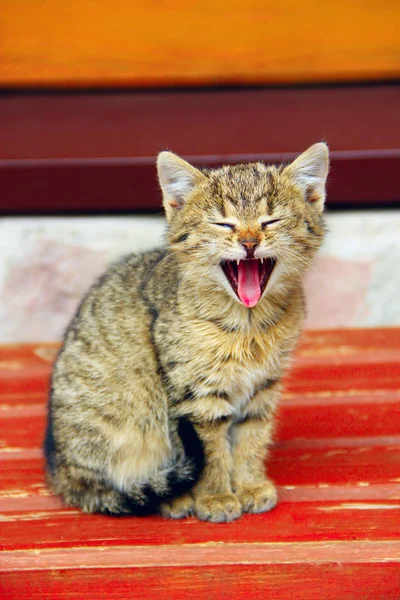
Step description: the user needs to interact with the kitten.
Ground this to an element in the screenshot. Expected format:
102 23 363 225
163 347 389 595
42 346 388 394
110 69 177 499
45 143 328 522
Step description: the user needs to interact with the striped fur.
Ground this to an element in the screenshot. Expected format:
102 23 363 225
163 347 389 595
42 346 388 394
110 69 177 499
45 144 328 522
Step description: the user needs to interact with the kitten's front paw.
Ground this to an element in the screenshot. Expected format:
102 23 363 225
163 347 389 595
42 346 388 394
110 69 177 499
195 493 242 523
237 480 278 514
160 492 194 519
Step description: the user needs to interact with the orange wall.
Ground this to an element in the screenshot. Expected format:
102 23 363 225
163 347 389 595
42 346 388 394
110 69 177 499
1 0 399 87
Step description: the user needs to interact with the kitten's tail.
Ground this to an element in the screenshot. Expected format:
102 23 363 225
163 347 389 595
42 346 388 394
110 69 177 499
119 417 205 515
45 416 205 516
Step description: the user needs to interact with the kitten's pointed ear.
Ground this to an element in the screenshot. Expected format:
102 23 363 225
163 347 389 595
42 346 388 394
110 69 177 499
157 152 204 221
286 143 329 212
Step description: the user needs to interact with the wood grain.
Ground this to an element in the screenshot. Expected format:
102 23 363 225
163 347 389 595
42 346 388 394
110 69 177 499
2 395 400 451
2 502 400 551
1 1 399 87
2 445 400 500
1 564 400 600
1 328 400 597
2 541 400 570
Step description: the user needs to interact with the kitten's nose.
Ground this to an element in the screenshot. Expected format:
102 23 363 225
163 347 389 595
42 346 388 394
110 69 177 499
241 238 259 257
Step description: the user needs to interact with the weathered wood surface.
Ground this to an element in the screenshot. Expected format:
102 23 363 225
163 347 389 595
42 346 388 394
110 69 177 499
1 328 400 598
1 1 399 87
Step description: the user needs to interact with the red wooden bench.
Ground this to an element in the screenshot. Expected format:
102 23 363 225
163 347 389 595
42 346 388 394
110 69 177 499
1 327 400 598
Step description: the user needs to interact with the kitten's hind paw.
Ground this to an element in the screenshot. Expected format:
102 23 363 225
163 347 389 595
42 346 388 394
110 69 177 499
160 492 194 519
194 493 242 523
237 481 278 514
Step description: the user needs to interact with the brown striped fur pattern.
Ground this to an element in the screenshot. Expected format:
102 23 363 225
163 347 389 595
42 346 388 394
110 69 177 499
45 143 329 522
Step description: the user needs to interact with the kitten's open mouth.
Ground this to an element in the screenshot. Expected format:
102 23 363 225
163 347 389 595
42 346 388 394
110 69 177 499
221 258 276 308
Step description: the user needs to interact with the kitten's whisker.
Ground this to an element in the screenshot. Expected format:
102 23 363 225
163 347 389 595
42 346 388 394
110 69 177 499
279 246 326 287
277 250 307 286
177 262 205 298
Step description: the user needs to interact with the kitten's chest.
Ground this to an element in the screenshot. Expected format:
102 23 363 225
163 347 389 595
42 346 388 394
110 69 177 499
208 356 270 411
187 322 279 409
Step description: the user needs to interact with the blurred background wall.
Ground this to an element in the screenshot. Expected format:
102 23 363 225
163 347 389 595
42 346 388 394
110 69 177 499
1 1 399 87
1 0 399 342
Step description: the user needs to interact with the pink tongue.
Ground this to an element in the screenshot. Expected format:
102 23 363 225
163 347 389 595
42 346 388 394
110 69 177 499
237 260 261 308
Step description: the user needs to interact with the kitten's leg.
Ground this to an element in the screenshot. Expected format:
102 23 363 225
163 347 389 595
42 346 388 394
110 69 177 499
231 382 280 514
192 418 242 523
175 394 240 522
173 394 241 523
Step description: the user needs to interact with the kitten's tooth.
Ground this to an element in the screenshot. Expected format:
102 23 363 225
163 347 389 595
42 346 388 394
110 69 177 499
261 257 264 264
236 260 240 265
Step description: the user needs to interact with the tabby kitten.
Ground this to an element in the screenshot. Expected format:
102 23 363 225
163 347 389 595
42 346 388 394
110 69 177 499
45 143 328 522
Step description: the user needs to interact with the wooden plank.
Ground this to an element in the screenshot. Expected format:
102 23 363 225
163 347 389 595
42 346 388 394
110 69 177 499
286 363 400 393
0 356 397 395
0 329 399 396
2 481 400 513
1 1 399 87
277 402 400 443
1 329 400 597
2 540 400 570
2 328 398 369
2 444 400 506
1 563 399 600
294 328 400 362
2 396 400 451
268 445 400 486
2 501 400 551
1 86 399 211
0 357 398 396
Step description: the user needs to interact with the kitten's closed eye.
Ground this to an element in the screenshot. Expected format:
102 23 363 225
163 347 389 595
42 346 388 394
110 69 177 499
212 222 236 230
261 219 282 230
